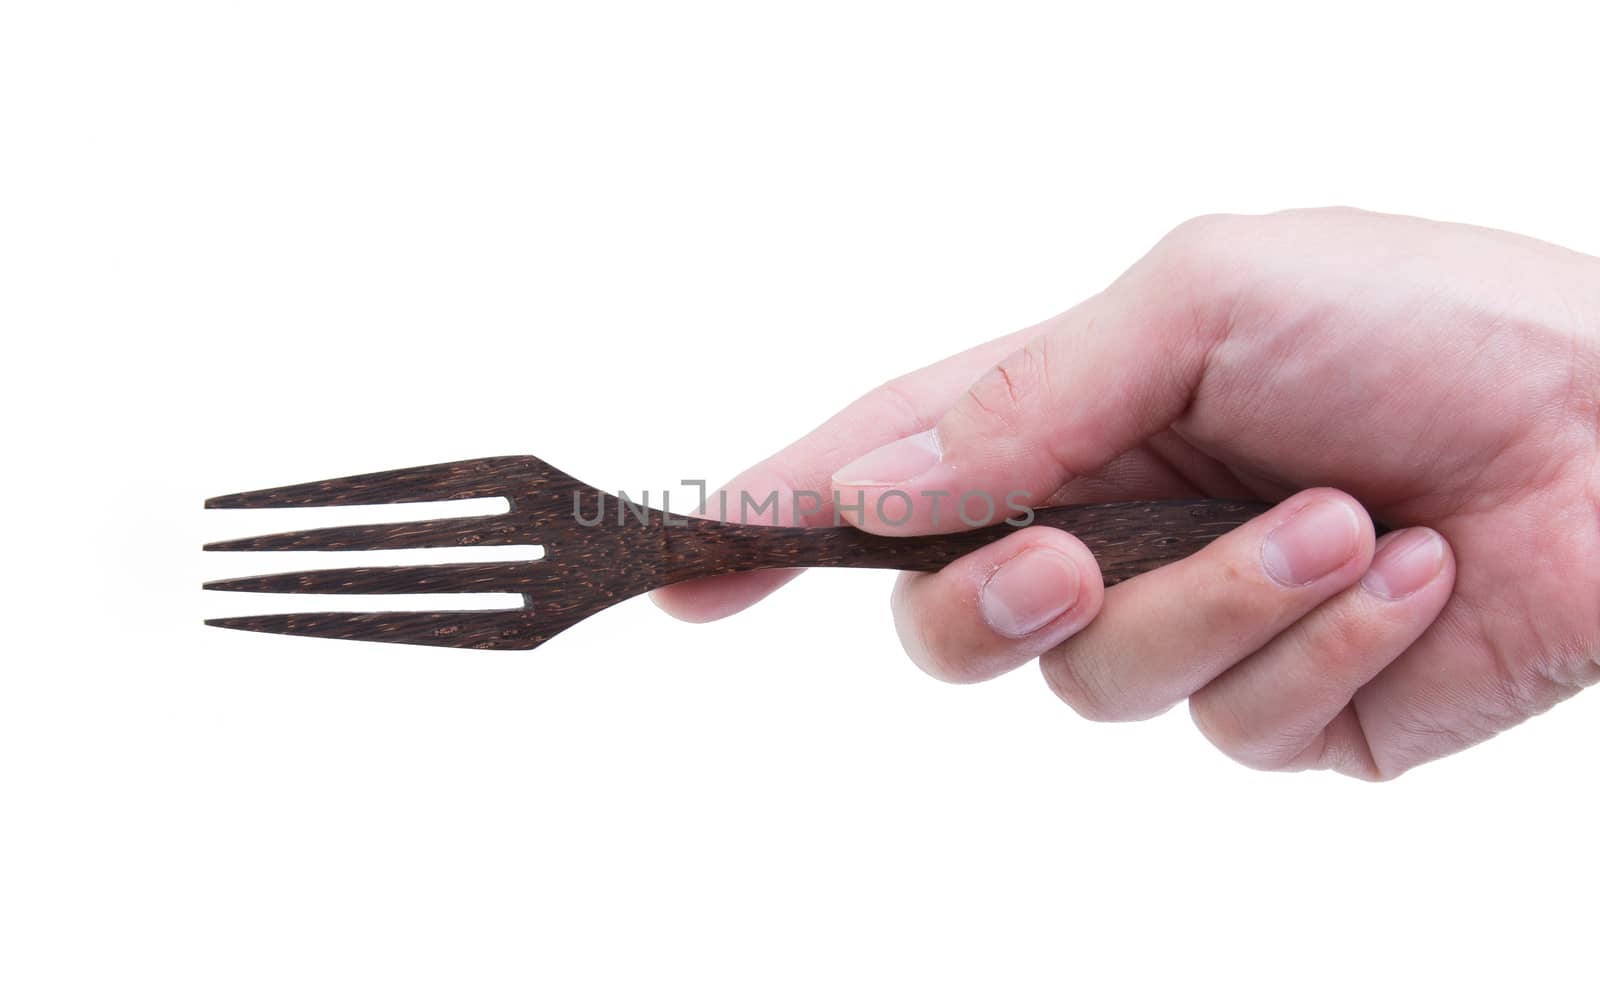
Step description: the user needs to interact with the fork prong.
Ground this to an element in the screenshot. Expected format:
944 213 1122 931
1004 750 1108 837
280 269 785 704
203 516 524 552
204 456 536 509
204 609 553 650
204 561 554 595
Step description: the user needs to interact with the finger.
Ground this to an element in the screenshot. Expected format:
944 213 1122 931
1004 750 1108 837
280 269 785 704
653 325 1044 623
830 218 1240 534
1038 488 1375 722
890 526 1105 684
1188 527 1455 775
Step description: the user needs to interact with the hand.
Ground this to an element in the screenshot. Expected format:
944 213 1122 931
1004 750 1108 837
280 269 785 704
654 208 1600 779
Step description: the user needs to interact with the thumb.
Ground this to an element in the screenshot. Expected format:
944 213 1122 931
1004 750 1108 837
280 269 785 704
830 225 1234 535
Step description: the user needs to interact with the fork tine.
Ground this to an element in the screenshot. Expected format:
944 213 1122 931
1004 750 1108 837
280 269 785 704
204 456 537 509
204 609 555 650
204 561 555 595
203 516 524 552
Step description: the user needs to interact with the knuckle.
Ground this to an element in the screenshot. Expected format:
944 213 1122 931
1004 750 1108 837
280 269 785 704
1155 213 1248 272
953 338 1053 436
869 375 929 431
1199 555 1285 627
1308 604 1386 662
1040 648 1147 722
959 376 1020 434
1188 693 1298 772
1123 213 1257 347
1007 339 1050 400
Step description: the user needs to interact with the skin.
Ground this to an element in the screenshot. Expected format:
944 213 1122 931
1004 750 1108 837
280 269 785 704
654 208 1600 780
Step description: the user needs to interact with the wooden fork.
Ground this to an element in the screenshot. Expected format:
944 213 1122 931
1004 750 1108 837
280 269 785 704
204 455 1268 650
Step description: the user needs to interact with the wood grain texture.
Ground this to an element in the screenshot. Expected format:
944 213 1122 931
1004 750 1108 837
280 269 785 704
205 456 1272 650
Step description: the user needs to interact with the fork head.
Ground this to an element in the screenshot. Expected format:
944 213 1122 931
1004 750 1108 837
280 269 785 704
203 455 656 650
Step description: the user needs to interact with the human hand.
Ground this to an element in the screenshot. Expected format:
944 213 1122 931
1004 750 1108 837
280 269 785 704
655 208 1600 779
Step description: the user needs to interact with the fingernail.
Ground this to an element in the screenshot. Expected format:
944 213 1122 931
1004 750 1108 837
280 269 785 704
833 429 942 486
1362 528 1445 600
1261 498 1362 587
979 548 1082 639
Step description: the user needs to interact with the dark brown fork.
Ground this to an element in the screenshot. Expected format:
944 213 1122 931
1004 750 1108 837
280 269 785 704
204 455 1269 650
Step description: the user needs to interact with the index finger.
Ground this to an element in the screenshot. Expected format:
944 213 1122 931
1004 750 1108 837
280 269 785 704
651 324 1043 623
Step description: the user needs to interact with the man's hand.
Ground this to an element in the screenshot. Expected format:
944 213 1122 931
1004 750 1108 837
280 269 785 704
655 208 1600 779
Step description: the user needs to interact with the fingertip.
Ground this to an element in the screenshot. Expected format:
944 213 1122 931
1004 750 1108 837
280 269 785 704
1256 487 1375 589
893 526 1103 684
828 430 950 536
978 533 1103 640
1361 526 1452 602
826 482 944 536
651 569 804 624
830 429 942 488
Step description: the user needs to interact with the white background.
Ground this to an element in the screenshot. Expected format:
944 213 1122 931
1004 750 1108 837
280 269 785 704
3 2 1597 1004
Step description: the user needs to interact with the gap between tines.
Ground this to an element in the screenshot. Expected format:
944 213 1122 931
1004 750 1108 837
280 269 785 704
202 496 512 536
200 594 528 615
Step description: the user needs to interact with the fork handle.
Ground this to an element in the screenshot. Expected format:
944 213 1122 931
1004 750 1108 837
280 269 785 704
673 499 1272 586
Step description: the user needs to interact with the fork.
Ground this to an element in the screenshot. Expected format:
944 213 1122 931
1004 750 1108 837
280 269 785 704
203 455 1269 650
